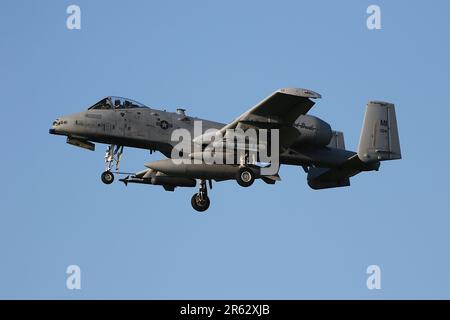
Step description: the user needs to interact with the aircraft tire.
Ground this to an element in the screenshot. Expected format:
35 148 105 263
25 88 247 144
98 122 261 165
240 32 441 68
101 171 115 184
236 166 255 187
191 194 210 212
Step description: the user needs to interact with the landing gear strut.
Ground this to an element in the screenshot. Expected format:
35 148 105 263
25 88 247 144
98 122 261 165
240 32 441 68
101 144 124 184
191 179 210 212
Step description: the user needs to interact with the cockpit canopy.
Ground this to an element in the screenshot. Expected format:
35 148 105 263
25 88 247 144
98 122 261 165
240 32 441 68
88 96 149 110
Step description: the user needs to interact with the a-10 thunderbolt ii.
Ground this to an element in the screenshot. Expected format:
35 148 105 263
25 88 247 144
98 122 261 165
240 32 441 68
49 88 401 212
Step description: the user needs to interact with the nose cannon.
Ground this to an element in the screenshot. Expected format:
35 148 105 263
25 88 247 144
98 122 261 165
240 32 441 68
49 118 67 135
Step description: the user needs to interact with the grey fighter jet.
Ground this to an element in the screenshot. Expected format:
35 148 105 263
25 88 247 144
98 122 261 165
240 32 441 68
49 88 401 212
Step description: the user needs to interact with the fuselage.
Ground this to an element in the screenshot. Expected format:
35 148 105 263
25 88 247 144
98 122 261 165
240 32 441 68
50 98 224 157
49 96 356 168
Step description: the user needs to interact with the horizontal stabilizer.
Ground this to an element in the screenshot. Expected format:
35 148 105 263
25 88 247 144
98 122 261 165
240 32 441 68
307 154 380 190
307 167 350 190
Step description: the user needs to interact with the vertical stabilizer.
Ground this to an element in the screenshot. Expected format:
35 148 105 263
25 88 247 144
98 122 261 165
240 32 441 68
358 101 401 162
327 131 345 149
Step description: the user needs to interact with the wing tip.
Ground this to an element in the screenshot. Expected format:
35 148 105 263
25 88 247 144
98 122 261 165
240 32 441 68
277 88 322 99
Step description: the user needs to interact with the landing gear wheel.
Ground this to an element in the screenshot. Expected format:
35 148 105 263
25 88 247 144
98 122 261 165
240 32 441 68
236 166 255 187
101 171 114 184
191 194 210 212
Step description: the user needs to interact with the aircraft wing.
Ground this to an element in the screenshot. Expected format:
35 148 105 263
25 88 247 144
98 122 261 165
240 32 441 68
220 88 321 132
192 87 321 154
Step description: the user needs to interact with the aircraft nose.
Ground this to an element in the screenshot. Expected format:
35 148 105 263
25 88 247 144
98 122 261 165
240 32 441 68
49 118 58 134
49 118 66 135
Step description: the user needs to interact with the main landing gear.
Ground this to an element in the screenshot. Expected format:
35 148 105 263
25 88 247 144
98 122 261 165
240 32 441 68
190 164 256 212
191 179 211 212
190 163 256 212
236 166 255 187
101 144 124 184
234 152 256 187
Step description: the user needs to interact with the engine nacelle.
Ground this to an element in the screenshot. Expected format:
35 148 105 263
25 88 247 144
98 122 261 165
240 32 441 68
292 115 332 147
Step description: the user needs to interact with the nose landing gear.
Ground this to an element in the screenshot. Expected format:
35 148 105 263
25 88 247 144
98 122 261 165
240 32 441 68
191 179 210 212
101 144 124 184
101 171 115 184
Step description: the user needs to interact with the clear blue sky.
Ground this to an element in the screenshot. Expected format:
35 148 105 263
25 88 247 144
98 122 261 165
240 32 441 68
1 0 449 299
